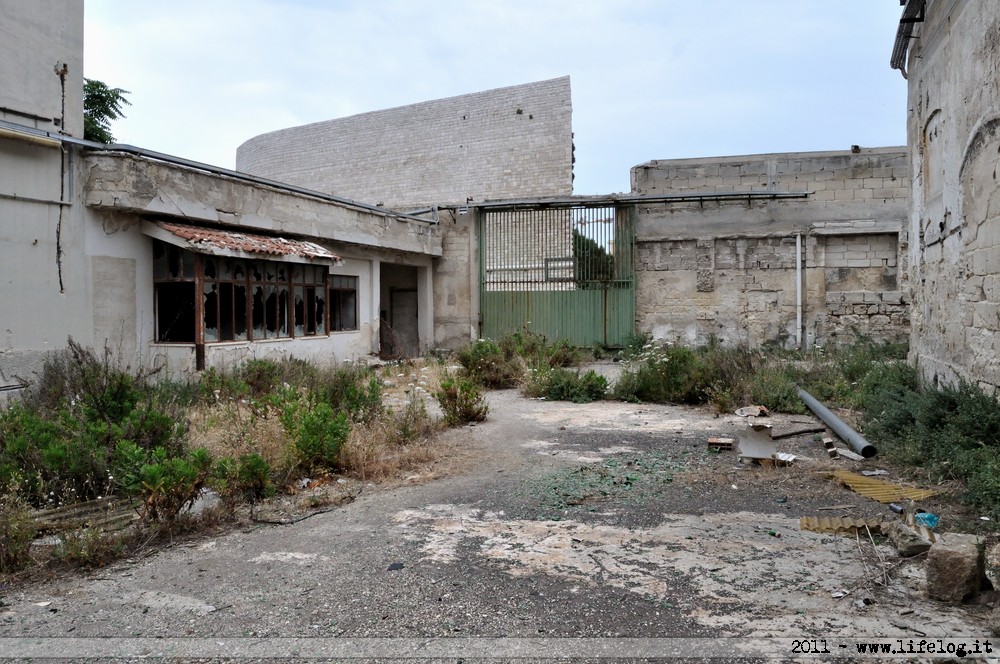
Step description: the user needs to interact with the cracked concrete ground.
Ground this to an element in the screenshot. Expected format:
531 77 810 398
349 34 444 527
0 389 994 661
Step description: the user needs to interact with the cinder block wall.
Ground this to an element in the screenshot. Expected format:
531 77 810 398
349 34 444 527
631 148 909 348
236 77 574 209
904 0 1000 390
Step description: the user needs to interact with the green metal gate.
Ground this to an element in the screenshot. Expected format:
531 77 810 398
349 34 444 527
478 204 635 347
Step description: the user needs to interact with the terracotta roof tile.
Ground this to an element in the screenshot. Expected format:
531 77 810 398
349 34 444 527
157 222 340 262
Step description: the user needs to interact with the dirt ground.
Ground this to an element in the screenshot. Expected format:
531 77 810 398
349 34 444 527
1 367 998 661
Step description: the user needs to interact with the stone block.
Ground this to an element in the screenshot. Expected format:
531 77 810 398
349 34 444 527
926 534 987 603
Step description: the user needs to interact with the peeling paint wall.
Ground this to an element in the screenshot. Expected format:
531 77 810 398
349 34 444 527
632 149 910 348
905 0 1000 389
0 0 83 137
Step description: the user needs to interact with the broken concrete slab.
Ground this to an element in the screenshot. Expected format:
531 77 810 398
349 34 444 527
737 423 775 460
927 534 987 603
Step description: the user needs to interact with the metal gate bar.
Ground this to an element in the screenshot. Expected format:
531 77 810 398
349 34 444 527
478 204 635 347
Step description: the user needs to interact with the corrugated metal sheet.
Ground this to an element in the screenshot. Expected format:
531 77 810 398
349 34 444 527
832 470 939 503
157 221 340 262
799 516 889 535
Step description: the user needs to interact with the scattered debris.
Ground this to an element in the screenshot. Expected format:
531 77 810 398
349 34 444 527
387 562 405 571
834 448 865 461
982 516 992 521
31 498 137 534
914 512 940 529
831 470 940 503
889 503 905 514
737 423 775 460
767 530 781 538
799 516 887 536
770 425 826 440
822 437 839 459
854 597 873 608
735 405 769 418
860 469 889 477
798 388 877 458
831 588 850 599
885 521 933 557
773 452 796 465
816 504 856 511
706 437 735 451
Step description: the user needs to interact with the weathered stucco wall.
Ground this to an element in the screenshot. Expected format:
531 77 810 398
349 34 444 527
83 152 442 258
904 0 1000 389
0 0 83 137
632 149 910 348
235 77 574 209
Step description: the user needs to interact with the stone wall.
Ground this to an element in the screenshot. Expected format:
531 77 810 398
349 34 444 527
632 149 910 348
236 77 574 209
903 0 1000 389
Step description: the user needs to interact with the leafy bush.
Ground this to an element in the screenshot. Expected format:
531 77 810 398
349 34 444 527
613 343 708 404
278 390 349 471
213 453 274 506
524 366 607 404
238 359 282 396
436 378 489 426
456 339 525 388
113 444 213 522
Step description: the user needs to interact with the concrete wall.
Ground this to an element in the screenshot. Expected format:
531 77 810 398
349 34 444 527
903 0 1000 389
0 0 83 137
632 149 910 348
236 77 574 209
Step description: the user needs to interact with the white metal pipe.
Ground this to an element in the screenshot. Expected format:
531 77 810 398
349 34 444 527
796 233 803 349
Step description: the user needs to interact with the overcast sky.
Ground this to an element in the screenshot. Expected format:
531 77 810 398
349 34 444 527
83 1 908 196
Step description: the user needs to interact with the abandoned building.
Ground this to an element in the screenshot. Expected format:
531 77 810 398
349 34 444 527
892 0 1000 391
1 0 926 392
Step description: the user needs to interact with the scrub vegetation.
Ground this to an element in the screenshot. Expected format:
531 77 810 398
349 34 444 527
0 341 445 576
454 330 1000 521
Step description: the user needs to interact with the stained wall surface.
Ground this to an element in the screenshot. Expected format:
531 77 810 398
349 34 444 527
236 77 574 209
632 149 910 348
903 0 1000 389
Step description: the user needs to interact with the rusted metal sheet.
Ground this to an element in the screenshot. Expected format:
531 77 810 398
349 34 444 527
832 470 939 503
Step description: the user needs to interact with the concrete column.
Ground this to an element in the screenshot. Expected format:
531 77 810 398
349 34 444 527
370 258 381 354
417 263 434 354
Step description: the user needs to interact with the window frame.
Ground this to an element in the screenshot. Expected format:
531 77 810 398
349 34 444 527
329 275 359 332
152 240 333 344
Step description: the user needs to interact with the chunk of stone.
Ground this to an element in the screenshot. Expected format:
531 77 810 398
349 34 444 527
885 521 932 557
926 534 986 603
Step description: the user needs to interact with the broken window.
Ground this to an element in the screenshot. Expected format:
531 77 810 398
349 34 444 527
330 275 358 331
152 239 333 343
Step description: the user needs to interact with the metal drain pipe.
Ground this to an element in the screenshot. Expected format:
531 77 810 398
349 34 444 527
797 387 877 458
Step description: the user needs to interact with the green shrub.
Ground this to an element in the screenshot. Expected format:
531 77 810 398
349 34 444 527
127 448 212 522
436 378 489 426
238 359 282 396
524 366 607 404
213 453 274 506
456 339 525 388
278 390 349 471
613 343 708 404
0 484 37 574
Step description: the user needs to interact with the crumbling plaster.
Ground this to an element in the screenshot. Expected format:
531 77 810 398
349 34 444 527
632 149 910 348
904 0 1000 390
83 153 442 258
